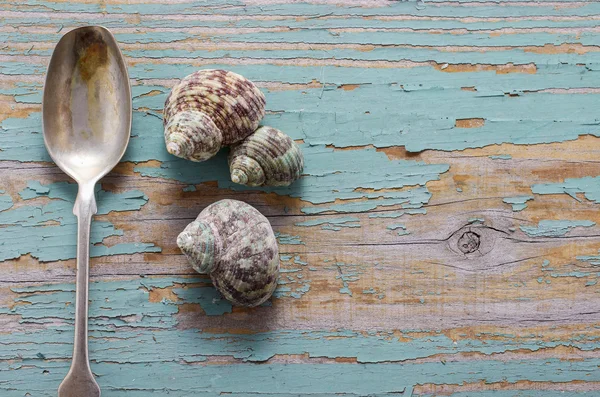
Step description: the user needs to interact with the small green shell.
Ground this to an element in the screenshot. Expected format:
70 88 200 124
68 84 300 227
164 69 266 162
177 199 279 307
228 126 304 187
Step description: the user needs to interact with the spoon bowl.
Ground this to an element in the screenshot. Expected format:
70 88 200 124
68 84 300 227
43 26 131 184
43 26 131 397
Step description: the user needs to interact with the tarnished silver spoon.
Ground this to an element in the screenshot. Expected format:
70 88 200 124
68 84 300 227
43 26 131 397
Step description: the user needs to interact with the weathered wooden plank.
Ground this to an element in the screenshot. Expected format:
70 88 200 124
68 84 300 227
1 0 600 396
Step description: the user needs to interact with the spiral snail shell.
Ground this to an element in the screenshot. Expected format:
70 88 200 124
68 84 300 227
228 126 304 187
164 69 266 162
177 199 279 307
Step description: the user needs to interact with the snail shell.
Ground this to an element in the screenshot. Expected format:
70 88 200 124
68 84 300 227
164 69 266 162
177 199 279 307
228 126 304 187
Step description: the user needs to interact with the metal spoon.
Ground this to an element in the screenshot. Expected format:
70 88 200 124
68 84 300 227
42 26 131 397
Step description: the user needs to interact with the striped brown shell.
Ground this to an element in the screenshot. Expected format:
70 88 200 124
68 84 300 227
176 199 279 307
163 69 266 162
228 126 304 187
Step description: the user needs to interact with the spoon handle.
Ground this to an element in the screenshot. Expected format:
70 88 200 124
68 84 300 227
58 183 101 397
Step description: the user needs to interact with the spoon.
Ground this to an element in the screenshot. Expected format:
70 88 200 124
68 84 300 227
42 26 131 397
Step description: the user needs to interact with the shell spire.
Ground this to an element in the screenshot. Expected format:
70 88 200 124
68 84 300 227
163 69 266 162
177 199 279 307
176 220 221 274
228 126 304 187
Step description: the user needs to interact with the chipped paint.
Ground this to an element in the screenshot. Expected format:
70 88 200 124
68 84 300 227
2 85 451 215
134 145 448 214
489 154 512 160
419 392 600 397
8 67 600 156
0 190 13 212
387 223 406 231
7 278 600 361
520 220 596 238
387 223 409 235
0 181 160 261
20 181 150 214
368 209 426 218
296 216 360 229
468 218 485 224
275 232 305 245
577 250 600 266
503 195 534 212
325 262 366 296
275 256 312 299
532 176 600 203
3 277 600 394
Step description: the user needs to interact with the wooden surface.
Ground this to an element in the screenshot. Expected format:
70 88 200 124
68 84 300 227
1 0 600 395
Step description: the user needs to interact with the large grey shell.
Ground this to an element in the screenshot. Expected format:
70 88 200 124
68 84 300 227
177 199 279 307
228 126 304 187
163 69 266 162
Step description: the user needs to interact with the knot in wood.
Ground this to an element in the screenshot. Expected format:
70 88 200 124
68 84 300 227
457 231 481 254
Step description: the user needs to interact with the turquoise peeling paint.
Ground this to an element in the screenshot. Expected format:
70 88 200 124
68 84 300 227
489 154 512 160
420 392 599 397
468 218 485 224
7 66 600 159
6 43 600 71
387 223 410 236
0 82 42 103
275 233 305 245
274 278 312 299
135 30 600 48
532 176 600 203
3 359 600 397
387 223 406 231
296 216 360 228
276 256 311 299
577 250 600 266
0 190 13 212
9 0 600 18
2 105 446 214
325 262 366 296
134 84 452 208
263 85 600 152
0 112 52 162
6 63 600 93
119 46 600 67
519 220 596 238
369 209 426 218
170 285 232 316
7 278 600 362
20 181 150 214
9 14 600 34
0 181 160 261
550 271 598 279
294 257 308 266
4 56 600 165
0 61 45 75
503 195 534 212
135 145 447 214
6 29 600 48
3 277 600 395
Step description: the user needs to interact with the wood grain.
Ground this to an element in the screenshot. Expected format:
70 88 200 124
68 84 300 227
1 1 600 396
